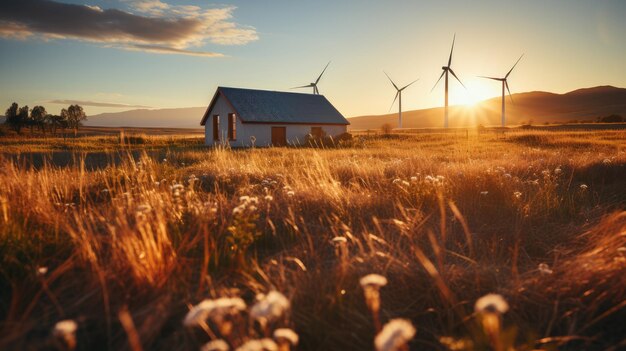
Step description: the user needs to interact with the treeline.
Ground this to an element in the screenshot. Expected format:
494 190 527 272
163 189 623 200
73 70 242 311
3 102 87 136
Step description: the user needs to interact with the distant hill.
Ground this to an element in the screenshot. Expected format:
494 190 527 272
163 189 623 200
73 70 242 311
348 85 626 129
86 107 206 128
82 86 626 129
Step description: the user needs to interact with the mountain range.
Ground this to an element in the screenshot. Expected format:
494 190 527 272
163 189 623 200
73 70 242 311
82 86 626 129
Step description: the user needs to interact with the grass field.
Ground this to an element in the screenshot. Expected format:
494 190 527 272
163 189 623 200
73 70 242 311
0 128 625 350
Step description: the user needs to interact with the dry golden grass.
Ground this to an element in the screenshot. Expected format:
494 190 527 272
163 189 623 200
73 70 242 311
0 129 625 350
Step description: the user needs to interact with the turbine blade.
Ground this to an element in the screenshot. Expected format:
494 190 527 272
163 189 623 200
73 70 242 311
384 71 399 90
389 91 399 112
505 54 524 78
506 81 513 103
315 61 331 84
478 76 501 81
292 84 313 89
400 78 419 91
447 33 456 67
431 70 446 92
449 68 466 89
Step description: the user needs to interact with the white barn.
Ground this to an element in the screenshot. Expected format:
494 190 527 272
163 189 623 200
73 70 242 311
200 87 350 147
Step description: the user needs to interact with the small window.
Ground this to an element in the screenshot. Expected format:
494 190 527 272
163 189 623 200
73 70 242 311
212 115 219 141
311 126 323 138
228 113 236 140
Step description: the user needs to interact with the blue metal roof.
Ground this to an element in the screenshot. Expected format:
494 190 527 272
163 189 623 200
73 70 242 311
201 87 349 125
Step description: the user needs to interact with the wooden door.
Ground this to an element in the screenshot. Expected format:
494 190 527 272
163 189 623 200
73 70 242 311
271 127 286 146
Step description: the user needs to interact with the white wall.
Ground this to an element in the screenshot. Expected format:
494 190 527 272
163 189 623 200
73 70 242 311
204 94 348 148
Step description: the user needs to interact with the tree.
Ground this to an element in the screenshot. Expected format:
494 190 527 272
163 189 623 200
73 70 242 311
66 104 87 136
4 102 22 133
31 105 47 134
598 114 623 123
18 105 29 134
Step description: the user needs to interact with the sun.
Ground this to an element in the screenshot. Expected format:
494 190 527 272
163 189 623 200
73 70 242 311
454 79 497 106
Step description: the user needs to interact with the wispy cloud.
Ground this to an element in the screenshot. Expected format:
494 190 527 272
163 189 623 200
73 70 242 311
47 99 152 108
0 0 258 57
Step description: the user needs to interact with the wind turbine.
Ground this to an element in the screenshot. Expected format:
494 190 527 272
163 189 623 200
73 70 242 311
384 72 418 129
432 34 465 128
479 54 524 127
293 61 331 95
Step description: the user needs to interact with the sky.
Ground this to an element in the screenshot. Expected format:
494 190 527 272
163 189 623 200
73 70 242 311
1 0 625 118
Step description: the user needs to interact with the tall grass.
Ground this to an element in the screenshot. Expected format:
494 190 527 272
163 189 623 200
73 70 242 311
0 130 625 350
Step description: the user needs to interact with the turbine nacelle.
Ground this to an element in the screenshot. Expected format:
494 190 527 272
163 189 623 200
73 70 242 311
292 61 331 95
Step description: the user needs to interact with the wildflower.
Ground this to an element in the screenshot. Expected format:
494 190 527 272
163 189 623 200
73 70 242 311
360 274 388 330
264 195 274 201
52 320 78 351
504 173 512 178
37 266 48 276
538 263 553 275
410 176 418 183
360 274 388 289
374 319 416 351
480 191 489 196
475 294 509 315
286 191 295 197
392 178 401 184
183 297 246 328
183 300 215 327
274 328 299 349
474 294 508 350
580 184 588 190
554 167 562 175
603 158 612 164
331 236 347 244
250 291 290 324
239 195 250 202
201 340 230 351
401 180 410 187
513 191 522 199
235 339 277 351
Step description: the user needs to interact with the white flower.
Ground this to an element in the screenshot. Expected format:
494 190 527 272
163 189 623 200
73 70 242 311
250 291 290 323
183 298 246 327
235 339 278 351
264 195 273 201
287 191 295 197
374 319 416 351
183 300 215 327
410 176 418 183
332 236 348 244
474 294 509 314
37 266 48 276
538 263 553 275
392 178 401 184
239 195 250 202
273 328 299 345
513 191 522 199
580 184 588 190
360 274 388 289
480 191 489 196
201 339 230 351
53 320 78 337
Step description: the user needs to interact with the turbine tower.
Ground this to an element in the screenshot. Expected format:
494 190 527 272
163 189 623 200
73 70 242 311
432 34 465 128
293 61 331 95
479 54 524 127
384 72 418 129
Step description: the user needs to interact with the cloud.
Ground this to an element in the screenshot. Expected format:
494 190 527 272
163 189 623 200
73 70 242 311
47 99 152 108
119 44 224 57
0 0 258 57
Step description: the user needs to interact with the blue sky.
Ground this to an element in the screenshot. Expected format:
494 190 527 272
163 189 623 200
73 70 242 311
1 0 625 117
